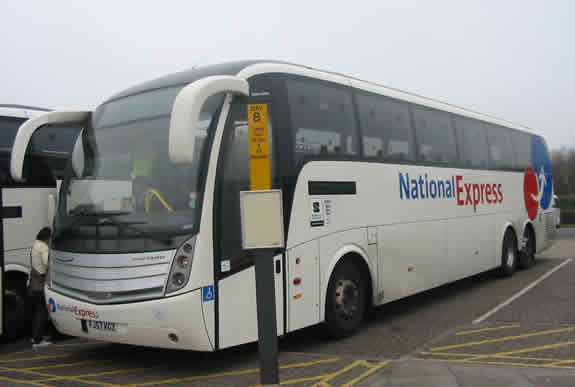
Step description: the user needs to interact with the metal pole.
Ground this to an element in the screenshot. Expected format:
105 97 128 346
254 251 279 386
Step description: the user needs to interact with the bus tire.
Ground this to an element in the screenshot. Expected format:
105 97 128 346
518 227 535 270
324 261 366 338
497 229 517 277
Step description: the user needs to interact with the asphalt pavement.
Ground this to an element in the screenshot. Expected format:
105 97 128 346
0 229 574 386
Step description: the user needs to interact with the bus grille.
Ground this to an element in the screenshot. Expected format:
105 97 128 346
49 249 176 304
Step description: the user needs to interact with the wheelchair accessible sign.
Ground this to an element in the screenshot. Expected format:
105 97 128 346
202 285 214 302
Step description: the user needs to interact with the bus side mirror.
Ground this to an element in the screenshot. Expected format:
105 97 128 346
169 75 249 164
11 110 90 182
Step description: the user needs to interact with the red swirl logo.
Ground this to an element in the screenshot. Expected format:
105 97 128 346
523 167 539 220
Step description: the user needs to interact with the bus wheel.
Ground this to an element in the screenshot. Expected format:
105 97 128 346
325 262 366 338
518 228 535 270
497 229 517 277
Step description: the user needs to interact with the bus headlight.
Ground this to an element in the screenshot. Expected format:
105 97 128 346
165 236 196 294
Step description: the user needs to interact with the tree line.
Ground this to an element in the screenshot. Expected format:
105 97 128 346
551 147 575 197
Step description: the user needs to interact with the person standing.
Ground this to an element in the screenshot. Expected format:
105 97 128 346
29 227 52 347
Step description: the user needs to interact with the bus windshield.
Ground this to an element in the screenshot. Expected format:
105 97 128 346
53 87 224 253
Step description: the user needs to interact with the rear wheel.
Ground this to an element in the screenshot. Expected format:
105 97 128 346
325 262 366 338
497 229 517 277
518 228 535 270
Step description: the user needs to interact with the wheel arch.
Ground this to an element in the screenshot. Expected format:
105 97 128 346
4 264 30 290
321 244 375 322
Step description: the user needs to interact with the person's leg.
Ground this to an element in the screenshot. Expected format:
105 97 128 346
31 293 44 343
31 292 49 344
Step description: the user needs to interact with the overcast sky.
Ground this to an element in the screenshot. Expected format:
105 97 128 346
2 1 573 150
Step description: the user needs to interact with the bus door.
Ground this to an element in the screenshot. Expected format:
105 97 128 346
215 99 284 349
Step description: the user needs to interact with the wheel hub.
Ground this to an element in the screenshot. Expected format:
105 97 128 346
334 279 359 320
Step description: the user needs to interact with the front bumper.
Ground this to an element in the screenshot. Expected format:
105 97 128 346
46 288 213 351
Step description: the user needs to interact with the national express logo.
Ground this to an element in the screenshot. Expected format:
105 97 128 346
399 173 503 212
48 298 56 313
523 137 553 220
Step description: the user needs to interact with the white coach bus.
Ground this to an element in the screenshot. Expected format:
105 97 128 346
10 61 556 350
0 104 81 338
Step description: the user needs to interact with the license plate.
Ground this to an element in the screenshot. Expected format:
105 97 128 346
81 319 117 333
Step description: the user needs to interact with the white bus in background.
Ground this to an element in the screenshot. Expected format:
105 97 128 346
10 61 556 350
0 104 81 338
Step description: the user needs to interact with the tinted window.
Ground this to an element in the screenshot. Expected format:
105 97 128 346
217 103 277 269
356 93 415 161
486 124 515 169
0 116 25 151
29 124 82 156
454 116 489 169
412 106 458 164
0 116 26 185
95 86 182 128
286 78 358 163
510 131 532 169
27 124 82 180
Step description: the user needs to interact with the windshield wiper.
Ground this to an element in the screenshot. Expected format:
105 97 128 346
57 208 131 235
69 205 130 217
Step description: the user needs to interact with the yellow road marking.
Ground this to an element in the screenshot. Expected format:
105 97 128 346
128 368 258 387
33 368 145 384
414 341 575 369
0 375 50 387
0 354 70 364
7 360 95 371
310 360 389 387
280 374 330 385
414 357 575 369
420 351 562 362
311 360 365 386
280 357 340 369
342 361 390 387
464 340 575 362
455 324 521 336
431 327 575 351
420 341 575 369
125 357 339 387
544 359 575 367
0 364 139 386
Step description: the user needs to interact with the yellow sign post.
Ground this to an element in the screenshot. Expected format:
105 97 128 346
247 104 271 191
245 103 280 385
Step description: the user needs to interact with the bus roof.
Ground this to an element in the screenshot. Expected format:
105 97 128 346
104 60 539 137
0 104 52 119
0 104 51 111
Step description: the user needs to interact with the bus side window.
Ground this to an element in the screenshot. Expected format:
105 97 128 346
412 106 457 165
510 131 532 170
356 93 415 162
286 78 358 164
454 116 489 169
486 124 516 170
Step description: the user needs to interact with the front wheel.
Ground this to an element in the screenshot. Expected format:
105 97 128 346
324 262 366 338
497 229 517 277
